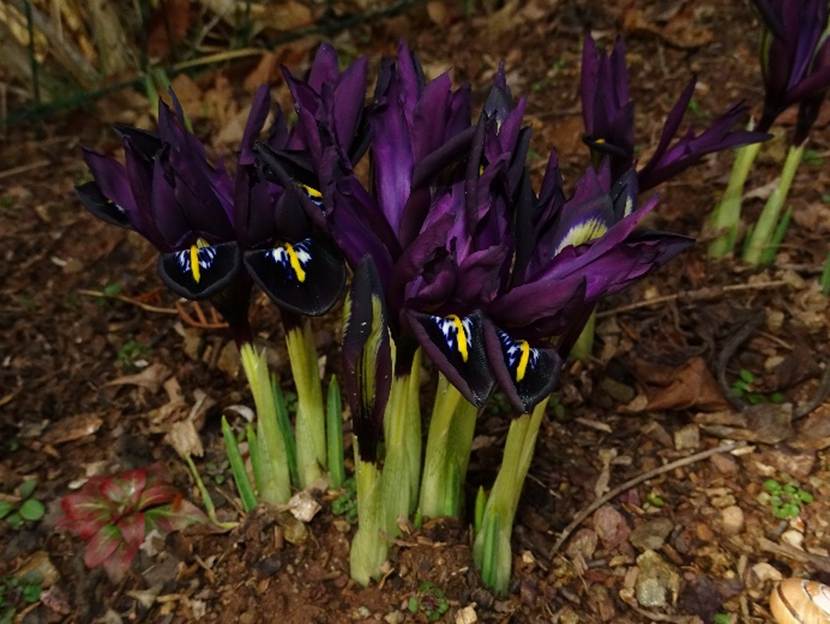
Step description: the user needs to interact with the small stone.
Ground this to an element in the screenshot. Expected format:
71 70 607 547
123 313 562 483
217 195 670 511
721 506 744 536
254 554 282 577
587 584 616 622
674 424 700 450
286 490 321 523
593 504 630 549
384 611 405 624
711 494 737 508
781 530 804 550
356 607 371 618
599 377 636 403
565 528 598 561
630 518 674 552
751 562 783 584
635 550 681 608
455 605 477 624
710 453 738 474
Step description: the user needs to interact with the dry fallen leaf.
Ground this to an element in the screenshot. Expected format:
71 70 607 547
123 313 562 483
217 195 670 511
636 357 729 412
693 403 794 444
165 418 204 459
106 363 170 394
43 413 103 445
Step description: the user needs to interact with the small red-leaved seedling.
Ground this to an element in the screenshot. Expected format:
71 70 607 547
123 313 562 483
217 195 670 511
57 464 206 581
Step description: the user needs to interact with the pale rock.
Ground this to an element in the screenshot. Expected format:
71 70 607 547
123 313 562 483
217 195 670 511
781 530 804 550
635 550 681 608
674 424 700 450
629 518 674 551
721 506 744 536
710 452 738 474
455 605 477 624
751 562 783 584
566 528 598 560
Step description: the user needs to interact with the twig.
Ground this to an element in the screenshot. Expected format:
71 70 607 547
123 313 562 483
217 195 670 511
549 441 748 558
758 536 830 573
716 315 765 411
0 159 50 181
76 288 178 315
794 364 830 419
598 281 789 318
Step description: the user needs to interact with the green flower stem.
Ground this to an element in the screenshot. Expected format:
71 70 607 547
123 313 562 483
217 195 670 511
473 398 549 595
221 416 257 512
240 343 290 505
285 319 326 488
350 445 387 586
326 376 345 489
184 455 236 529
381 350 422 532
418 373 478 520
569 310 596 361
707 140 763 258
742 142 805 266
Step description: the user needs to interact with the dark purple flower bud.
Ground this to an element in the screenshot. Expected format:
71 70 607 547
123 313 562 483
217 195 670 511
341 257 393 461
753 0 830 133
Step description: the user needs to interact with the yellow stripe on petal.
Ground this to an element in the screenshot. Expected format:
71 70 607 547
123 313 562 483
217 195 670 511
189 245 201 283
516 340 530 382
448 314 469 362
284 243 307 283
555 218 608 256
301 184 322 199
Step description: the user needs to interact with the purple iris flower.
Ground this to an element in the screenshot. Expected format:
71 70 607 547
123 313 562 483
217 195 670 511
752 0 830 142
256 42 475 457
405 137 692 412
76 84 347 339
580 34 768 190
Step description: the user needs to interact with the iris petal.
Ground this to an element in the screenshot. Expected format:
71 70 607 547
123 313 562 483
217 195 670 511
483 322 562 414
407 310 493 406
244 237 346 316
75 181 131 229
158 240 241 300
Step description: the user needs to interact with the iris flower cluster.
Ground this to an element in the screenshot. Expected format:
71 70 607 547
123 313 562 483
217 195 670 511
76 38 757 594
708 0 830 264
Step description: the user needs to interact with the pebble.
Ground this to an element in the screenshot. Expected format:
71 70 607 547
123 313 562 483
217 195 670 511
711 494 737 508
710 453 738 474
565 528 598 561
721 506 745 536
781 530 804 550
674 424 700 451
593 504 630 548
751 562 783 583
599 377 636 403
384 611 405 624
455 605 477 624
629 518 674 552
635 550 680 608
